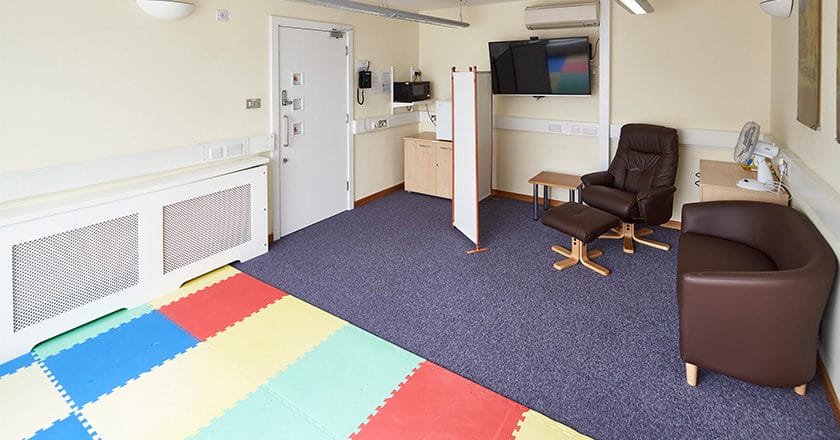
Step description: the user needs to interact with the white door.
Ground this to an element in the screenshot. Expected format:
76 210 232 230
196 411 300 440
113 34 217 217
276 23 351 237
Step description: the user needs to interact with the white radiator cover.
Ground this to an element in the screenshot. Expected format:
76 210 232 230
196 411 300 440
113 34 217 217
0 159 268 362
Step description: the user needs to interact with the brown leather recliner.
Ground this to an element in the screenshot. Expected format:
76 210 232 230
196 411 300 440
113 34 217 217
678 201 837 395
580 123 679 253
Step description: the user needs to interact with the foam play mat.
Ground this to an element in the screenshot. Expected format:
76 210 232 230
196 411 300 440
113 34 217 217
0 266 588 439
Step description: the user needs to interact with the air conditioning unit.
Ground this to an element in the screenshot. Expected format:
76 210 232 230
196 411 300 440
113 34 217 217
524 2 600 29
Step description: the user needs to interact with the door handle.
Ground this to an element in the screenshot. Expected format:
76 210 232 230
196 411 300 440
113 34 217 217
283 115 290 147
281 90 293 106
418 144 432 148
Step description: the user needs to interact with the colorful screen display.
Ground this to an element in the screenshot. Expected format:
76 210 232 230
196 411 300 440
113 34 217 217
489 37 591 96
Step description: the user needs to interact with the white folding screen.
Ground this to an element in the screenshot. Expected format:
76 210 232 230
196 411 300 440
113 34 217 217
452 70 478 247
476 72 492 201
452 68 492 253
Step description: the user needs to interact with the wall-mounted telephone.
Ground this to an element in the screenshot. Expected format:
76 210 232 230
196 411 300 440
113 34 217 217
358 70 371 89
357 61 371 105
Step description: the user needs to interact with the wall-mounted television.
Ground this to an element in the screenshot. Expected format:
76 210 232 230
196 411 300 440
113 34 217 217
488 37 591 96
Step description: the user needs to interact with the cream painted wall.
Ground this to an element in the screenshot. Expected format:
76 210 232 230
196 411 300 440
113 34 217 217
420 0 771 221
612 1 771 129
0 0 418 201
769 1 840 395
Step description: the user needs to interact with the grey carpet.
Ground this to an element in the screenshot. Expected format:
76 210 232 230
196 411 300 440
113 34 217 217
236 191 840 439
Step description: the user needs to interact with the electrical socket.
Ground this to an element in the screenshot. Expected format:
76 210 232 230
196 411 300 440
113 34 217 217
430 114 437 123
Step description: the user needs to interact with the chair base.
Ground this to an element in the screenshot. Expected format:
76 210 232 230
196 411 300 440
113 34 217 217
600 222 670 254
685 363 807 395
551 238 610 276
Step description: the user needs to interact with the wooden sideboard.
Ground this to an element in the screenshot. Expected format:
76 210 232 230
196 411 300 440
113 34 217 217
698 159 789 206
404 132 452 199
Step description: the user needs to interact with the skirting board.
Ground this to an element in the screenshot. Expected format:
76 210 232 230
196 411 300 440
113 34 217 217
819 355 840 429
355 183 404 208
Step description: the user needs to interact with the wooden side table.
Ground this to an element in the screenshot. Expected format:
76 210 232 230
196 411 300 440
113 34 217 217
698 160 789 206
528 171 582 220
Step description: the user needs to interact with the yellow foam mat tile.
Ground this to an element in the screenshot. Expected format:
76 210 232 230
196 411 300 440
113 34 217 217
80 343 257 440
148 266 241 308
514 410 592 440
81 296 346 440
0 364 72 439
205 295 347 383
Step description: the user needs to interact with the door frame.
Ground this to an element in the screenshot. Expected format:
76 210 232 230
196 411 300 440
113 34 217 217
269 16 355 238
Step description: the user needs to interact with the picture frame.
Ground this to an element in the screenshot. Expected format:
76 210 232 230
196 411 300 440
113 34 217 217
798 0 821 130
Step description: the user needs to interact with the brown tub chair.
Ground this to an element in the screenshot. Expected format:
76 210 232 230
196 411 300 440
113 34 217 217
677 201 837 395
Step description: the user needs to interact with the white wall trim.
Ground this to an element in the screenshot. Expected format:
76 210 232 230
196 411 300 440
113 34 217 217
352 111 422 134
0 135 273 204
352 111 744 151
598 0 611 170
780 149 840 243
492 115 748 149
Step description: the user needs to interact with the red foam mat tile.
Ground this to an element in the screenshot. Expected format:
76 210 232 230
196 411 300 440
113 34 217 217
159 273 287 340
352 361 527 440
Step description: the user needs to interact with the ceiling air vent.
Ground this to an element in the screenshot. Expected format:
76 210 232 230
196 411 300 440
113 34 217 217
524 2 600 30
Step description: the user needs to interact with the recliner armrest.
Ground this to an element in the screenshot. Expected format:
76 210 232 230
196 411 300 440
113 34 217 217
636 185 676 226
581 171 613 187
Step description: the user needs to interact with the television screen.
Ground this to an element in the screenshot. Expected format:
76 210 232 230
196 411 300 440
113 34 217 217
489 37 591 96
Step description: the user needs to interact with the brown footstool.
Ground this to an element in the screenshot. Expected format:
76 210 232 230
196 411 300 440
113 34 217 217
541 202 620 275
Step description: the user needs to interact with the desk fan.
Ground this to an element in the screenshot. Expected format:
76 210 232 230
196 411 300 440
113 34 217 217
734 121 779 191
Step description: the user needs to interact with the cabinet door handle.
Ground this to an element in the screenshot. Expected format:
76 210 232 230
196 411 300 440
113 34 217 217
418 144 432 148
439 146 452 150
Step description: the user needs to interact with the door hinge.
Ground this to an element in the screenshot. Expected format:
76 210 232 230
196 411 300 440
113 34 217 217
345 46 349 56
346 114 349 123
346 181 350 191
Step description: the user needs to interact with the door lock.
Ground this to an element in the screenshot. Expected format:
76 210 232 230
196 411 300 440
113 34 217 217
282 158 289 163
281 90 293 106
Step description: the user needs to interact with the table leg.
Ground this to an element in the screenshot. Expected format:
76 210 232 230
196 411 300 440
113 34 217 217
533 183 539 220
576 186 582 204
568 188 575 203
543 186 549 210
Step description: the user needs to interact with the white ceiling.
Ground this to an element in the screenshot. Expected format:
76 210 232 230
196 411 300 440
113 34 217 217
381 0 518 12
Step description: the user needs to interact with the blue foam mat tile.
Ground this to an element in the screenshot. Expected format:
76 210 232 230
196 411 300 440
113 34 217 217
0 352 35 379
31 415 93 440
41 310 197 406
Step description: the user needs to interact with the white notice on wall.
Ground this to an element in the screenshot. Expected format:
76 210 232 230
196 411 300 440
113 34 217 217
380 70 391 95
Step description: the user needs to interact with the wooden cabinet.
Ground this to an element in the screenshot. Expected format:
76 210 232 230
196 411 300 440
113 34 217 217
404 133 452 199
699 159 789 206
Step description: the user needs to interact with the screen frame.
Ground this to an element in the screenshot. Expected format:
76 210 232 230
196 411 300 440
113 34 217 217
488 36 592 97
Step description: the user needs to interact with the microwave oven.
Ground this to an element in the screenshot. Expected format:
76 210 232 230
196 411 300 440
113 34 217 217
393 81 431 103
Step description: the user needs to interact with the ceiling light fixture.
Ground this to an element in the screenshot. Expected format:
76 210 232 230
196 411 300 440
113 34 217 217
759 0 793 18
136 0 196 20
615 0 654 15
291 0 470 28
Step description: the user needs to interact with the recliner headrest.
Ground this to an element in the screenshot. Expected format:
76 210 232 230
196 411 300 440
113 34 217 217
619 123 679 155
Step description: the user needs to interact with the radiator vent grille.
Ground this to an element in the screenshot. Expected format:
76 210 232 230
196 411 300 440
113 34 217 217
163 184 251 274
12 215 140 332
